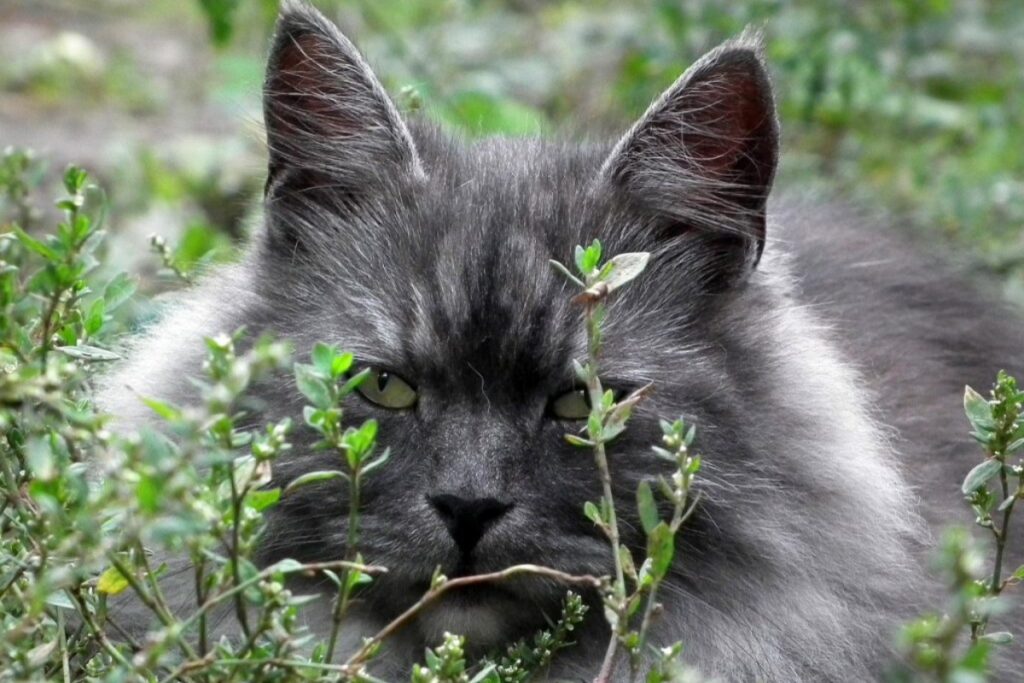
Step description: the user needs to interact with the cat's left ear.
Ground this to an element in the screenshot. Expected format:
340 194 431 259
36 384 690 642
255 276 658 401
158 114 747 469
263 1 424 196
600 30 778 275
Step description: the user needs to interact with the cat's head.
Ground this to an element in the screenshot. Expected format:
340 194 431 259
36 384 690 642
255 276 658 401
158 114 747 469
252 1 778 648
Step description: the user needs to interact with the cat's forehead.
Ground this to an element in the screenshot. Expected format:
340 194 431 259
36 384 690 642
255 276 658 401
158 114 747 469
392 135 602 388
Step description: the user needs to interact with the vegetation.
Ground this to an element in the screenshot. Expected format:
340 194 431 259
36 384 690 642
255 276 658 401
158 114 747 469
2 0 1023 680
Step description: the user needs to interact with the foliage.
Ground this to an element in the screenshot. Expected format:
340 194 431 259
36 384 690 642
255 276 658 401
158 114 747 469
0 153 694 681
895 372 1024 681
551 242 702 681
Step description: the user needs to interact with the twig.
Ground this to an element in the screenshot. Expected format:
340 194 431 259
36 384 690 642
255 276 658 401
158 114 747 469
341 564 602 674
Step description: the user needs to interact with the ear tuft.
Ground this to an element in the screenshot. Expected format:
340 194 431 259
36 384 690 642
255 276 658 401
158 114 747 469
601 28 779 273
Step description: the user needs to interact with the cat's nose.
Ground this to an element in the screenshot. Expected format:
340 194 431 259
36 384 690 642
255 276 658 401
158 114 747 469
427 493 513 555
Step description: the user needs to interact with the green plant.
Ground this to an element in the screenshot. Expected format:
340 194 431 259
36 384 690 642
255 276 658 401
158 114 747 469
896 371 1024 681
551 240 702 682
0 155 665 682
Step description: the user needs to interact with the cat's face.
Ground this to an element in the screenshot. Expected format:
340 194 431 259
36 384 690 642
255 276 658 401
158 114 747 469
250 3 777 647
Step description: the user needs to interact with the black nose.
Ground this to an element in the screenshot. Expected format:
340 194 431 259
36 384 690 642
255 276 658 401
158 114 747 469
428 494 513 555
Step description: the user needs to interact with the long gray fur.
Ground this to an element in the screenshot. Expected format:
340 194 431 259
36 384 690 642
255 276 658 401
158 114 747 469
99 2 1024 680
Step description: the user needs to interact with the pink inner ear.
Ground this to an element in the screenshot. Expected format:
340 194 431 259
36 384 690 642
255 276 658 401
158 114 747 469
676 69 769 178
268 32 365 139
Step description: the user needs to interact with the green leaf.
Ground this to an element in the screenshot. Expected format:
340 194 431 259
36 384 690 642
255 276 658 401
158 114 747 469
602 252 650 292
246 488 281 512
12 225 58 261
964 385 995 432
362 448 391 476
103 272 136 311
469 664 499 683
283 470 347 496
549 259 585 288
637 481 659 535
136 475 161 513
97 566 130 595
573 245 586 273
85 297 105 336
63 166 87 194
56 345 119 361
962 459 1003 495
25 437 56 481
646 521 675 581
142 397 182 422
980 631 1013 645
564 434 593 448
44 592 75 610
344 419 378 467
294 363 332 409
583 500 602 526
339 367 372 397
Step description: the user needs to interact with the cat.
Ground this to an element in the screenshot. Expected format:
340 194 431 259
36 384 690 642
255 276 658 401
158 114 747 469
100 0 1024 680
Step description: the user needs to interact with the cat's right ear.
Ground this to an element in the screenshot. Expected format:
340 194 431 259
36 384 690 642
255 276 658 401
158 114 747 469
599 30 778 288
263 1 423 204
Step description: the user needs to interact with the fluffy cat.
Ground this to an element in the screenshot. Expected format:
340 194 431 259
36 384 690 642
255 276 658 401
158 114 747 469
100 1 1024 679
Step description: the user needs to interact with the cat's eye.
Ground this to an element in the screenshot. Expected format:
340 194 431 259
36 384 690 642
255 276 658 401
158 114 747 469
355 368 418 410
549 388 591 420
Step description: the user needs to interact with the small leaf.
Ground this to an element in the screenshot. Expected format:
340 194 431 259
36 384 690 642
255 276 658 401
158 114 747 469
311 343 338 376
97 566 130 595
646 521 675 581
85 297 105 336
549 259 585 288
103 272 136 311
564 434 593 448
142 397 181 422
637 481 659 535
602 252 650 292
247 488 281 512
56 345 119 361
980 631 1013 645
27 640 58 668
581 241 602 274
338 367 371 397
12 225 58 261
283 470 347 496
136 475 161 513
583 500 602 525
964 386 995 432
45 592 75 610
962 459 1003 495
274 558 304 573
294 363 332 409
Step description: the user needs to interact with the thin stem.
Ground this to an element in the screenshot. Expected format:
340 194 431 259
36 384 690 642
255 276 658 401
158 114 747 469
342 564 602 674
194 555 208 656
177 559 382 635
67 587 133 669
106 553 199 661
227 460 252 639
326 459 362 662
583 301 626 683
991 464 1013 596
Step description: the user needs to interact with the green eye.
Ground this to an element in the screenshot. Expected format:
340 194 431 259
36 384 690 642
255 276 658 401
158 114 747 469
549 388 591 420
355 368 418 410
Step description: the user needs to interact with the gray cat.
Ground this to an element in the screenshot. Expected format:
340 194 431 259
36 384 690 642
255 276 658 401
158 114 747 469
100 1 1024 680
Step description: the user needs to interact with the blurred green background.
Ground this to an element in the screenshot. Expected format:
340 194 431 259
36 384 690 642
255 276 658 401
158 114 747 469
2 0 1022 304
